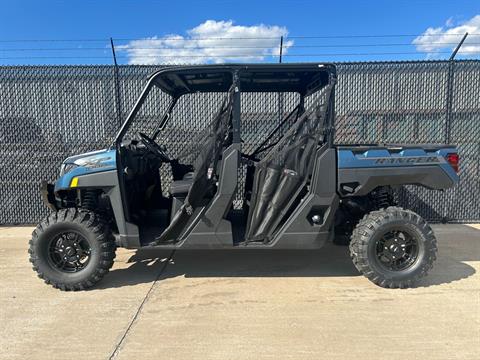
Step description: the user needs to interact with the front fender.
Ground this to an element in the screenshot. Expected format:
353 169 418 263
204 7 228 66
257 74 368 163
63 170 140 248
46 169 140 249
55 149 117 192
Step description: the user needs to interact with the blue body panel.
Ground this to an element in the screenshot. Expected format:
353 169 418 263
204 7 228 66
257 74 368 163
337 146 459 183
55 149 117 191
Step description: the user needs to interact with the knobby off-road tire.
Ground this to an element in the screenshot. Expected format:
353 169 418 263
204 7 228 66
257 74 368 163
349 206 437 288
29 208 116 291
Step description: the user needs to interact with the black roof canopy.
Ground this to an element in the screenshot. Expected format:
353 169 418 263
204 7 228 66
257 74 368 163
149 63 335 97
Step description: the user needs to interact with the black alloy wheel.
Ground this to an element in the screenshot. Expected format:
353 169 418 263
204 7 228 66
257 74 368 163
375 229 419 272
48 231 92 273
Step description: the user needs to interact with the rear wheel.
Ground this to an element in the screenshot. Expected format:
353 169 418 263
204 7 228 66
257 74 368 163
349 206 437 288
29 208 116 291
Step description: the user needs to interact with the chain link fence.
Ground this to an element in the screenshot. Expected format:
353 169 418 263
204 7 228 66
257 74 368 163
0 60 479 224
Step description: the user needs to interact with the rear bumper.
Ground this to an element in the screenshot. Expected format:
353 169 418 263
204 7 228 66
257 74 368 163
40 181 58 211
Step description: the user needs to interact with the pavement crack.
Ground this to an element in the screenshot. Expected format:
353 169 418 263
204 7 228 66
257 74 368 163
108 249 176 360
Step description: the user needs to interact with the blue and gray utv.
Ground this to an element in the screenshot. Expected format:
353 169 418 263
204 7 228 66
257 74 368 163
29 64 460 290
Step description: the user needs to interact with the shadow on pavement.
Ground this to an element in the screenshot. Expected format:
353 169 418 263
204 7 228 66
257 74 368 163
96 243 357 290
94 255 171 289
96 225 478 290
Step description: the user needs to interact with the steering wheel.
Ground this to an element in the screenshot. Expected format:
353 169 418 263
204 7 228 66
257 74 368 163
137 132 171 162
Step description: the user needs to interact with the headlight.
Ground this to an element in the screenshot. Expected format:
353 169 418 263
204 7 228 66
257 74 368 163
60 163 79 176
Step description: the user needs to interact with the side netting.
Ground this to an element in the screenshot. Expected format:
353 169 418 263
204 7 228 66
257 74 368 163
154 87 235 244
245 80 336 242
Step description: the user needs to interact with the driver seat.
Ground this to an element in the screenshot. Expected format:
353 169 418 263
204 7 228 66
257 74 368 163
169 172 194 196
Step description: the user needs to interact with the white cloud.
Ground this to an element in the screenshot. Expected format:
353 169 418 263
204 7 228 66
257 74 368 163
118 20 293 65
445 17 455 28
413 15 480 57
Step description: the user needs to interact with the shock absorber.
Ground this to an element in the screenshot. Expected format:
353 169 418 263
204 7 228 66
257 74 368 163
373 186 394 209
81 190 98 211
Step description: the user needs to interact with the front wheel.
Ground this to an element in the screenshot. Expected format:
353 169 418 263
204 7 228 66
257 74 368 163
29 208 116 291
349 207 437 288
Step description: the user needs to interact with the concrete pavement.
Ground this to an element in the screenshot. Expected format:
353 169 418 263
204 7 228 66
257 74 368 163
0 225 479 359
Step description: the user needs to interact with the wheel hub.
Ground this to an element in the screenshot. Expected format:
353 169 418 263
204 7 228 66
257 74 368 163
65 246 76 257
48 232 91 273
375 230 418 271
384 237 406 260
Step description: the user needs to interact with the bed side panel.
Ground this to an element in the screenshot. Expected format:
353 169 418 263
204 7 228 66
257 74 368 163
337 147 459 196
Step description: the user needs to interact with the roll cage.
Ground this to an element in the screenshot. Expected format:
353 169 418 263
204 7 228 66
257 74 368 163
114 63 337 147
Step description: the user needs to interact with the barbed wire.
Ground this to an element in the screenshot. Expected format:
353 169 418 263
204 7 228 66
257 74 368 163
1 50 479 60
288 33 480 39
0 33 479 43
0 34 478 63
1 42 479 52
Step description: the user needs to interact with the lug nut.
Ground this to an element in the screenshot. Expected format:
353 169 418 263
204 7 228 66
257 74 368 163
311 214 322 224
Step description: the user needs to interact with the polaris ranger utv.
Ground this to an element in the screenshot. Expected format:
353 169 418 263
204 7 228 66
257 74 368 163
30 64 460 290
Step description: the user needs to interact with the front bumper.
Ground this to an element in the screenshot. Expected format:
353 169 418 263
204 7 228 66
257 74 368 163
40 181 58 211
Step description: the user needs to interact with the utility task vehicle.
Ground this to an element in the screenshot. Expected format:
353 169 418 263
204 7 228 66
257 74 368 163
30 64 460 290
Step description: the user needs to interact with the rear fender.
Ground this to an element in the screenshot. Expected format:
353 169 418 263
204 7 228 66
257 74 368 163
337 147 459 196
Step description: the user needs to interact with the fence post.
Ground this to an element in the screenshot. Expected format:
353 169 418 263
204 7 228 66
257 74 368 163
278 36 284 131
443 32 468 222
445 32 468 144
110 37 123 127
278 36 283 64
445 61 454 144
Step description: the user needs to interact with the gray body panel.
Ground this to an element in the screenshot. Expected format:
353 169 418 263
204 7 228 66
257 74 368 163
257 147 338 249
338 165 455 197
139 146 339 250
177 144 240 249
337 145 458 197
73 170 140 248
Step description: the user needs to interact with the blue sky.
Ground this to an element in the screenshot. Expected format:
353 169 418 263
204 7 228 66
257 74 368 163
0 0 479 65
